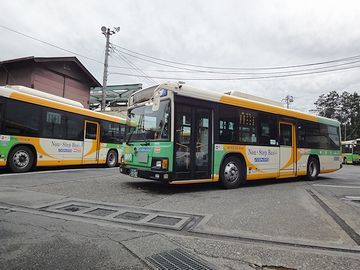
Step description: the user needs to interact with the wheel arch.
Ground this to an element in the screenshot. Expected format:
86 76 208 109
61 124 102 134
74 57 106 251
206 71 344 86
7 143 38 168
218 152 247 176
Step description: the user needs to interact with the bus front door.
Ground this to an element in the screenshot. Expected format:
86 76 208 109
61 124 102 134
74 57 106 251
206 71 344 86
279 122 296 177
174 104 212 180
83 121 100 164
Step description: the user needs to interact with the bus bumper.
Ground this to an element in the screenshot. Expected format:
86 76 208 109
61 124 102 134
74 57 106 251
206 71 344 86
119 165 172 182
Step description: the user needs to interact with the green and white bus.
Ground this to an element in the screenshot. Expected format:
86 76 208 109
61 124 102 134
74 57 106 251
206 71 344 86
342 139 360 164
120 82 342 188
0 85 126 173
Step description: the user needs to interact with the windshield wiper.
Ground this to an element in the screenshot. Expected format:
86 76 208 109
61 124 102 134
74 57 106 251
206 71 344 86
140 130 150 146
125 128 136 145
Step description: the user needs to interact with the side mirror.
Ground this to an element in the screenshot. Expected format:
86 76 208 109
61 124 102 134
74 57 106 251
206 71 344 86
152 93 160 112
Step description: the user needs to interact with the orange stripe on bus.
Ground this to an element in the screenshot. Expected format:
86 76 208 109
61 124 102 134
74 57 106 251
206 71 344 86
10 92 125 123
220 95 318 122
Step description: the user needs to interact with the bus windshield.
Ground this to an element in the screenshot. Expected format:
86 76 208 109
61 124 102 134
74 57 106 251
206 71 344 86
354 144 360 154
126 99 170 142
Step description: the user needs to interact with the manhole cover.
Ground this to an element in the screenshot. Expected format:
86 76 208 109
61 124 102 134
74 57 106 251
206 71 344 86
148 216 182 226
146 248 214 270
58 204 90 212
115 211 148 221
84 208 117 217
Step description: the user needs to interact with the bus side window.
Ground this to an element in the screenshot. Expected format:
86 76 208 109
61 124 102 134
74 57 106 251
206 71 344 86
119 124 125 142
43 110 66 139
259 113 277 146
85 123 97 140
4 99 41 137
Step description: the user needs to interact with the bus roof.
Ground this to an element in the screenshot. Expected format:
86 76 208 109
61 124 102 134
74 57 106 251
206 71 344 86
0 85 126 124
158 82 340 126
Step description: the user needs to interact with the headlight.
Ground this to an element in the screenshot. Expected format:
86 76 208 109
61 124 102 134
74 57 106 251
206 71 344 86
152 158 168 170
155 160 162 168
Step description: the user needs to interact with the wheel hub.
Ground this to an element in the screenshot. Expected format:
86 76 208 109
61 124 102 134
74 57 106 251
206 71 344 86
224 162 239 183
13 150 29 168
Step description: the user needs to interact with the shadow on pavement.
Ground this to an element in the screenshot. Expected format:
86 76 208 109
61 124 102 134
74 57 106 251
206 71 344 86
125 175 333 195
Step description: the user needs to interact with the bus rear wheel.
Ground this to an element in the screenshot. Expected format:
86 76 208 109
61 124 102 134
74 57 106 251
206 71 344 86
106 150 118 168
220 156 245 189
307 157 319 181
8 145 35 173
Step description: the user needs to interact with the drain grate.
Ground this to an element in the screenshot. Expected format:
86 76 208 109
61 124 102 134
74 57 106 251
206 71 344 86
146 248 214 270
58 204 90 212
114 211 148 221
85 208 117 217
148 216 182 226
40 199 207 231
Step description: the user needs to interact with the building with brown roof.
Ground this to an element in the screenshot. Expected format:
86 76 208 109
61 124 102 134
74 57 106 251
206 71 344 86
0 56 101 108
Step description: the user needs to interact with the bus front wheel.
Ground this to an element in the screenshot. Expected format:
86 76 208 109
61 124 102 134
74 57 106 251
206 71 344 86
8 145 35 173
307 157 319 181
106 150 118 168
220 156 245 189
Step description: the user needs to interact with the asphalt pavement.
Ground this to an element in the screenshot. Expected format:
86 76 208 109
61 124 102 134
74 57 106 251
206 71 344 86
0 165 360 269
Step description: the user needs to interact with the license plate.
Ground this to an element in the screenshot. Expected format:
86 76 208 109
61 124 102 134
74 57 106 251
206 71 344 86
129 169 138 177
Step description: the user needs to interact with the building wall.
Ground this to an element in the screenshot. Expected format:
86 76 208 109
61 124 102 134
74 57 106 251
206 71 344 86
1 60 93 108
31 66 90 108
0 65 33 87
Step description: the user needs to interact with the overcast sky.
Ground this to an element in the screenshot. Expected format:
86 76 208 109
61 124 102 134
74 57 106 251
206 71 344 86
1 0 360 112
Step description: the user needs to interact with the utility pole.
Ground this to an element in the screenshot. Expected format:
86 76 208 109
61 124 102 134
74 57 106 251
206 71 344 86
282 95 294 109
100 26 120 111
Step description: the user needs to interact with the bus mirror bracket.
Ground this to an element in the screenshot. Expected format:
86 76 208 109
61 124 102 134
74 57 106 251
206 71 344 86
152 94 160 112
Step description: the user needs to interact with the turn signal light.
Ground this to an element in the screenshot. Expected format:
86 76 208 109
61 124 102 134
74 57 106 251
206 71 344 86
162 159 168 169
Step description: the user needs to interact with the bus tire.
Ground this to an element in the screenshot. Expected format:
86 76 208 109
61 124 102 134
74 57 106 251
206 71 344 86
106 150 118 168
220 156 245 189
307 157 319 181
8 145 35 173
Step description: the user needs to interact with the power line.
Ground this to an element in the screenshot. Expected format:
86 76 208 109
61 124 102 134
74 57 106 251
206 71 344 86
110 46 360 76
111 47 156 84
0 25 104 65
109 58 360 76
3 24 360 81
112 43 360 71
110 64 360 81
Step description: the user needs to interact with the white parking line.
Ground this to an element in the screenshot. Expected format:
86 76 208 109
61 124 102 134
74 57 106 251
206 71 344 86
312 184 360 189
344 196 360 200
0 167 117 177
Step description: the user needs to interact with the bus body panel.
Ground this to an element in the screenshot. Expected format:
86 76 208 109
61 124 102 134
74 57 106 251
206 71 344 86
0 85 126 171
120 82 342 185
